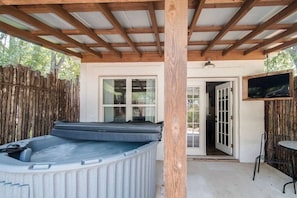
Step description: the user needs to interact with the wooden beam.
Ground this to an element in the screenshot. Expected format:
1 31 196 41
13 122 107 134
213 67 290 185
188 50 264 61
0 5 103 58
45 4 121 57
0 0 162 5
0 21 82 58
61 39 268 48
223 0 297 56
148 2 162 57
1 0 291 6
82 50 264 62
164 0 187 198
264 38 297 54
244 22 297 55
16 1 292 13
188 0 205 40
93 3 142 57
201 0 258 56
31 23 294 36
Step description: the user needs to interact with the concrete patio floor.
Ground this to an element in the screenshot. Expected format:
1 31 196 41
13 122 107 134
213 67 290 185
156 160 296 198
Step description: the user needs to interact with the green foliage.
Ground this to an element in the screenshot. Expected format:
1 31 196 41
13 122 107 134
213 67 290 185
58 56 80 81
286 45 297 69
0 32 80 80
265 47 297 75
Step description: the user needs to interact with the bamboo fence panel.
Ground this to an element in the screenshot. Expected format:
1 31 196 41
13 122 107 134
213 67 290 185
265 76 297 176
0 65 79 145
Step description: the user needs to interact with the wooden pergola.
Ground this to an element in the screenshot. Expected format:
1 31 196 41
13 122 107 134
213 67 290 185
1 0 297 197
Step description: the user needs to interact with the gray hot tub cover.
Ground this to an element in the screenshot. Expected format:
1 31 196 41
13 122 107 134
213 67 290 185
51 121 163 142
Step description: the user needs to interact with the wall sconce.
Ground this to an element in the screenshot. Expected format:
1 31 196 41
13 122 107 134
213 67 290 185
204 58 215 68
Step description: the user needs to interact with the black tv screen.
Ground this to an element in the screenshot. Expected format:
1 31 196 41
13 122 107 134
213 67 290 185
248 73 290 98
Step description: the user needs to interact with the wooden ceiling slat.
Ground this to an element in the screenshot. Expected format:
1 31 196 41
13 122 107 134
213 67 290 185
188 0 205 41
244 23 297 55
31 23 294 36
93 3 142 57
0 0 162 5
0 20 82 57
264 37 297 54
0 5 103 58
61 39 268 48
148 2 162 57
12 0 292 11
201 0 259 56
223 0 297 56
0 0 296 61
45 4 121 57
82 50 264 62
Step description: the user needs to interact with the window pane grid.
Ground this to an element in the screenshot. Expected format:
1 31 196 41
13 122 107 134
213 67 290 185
187 86 200 148
217 87 230 146
101 77 156 122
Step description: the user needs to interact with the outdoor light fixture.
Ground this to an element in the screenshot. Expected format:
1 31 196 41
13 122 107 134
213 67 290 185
204 58 215 68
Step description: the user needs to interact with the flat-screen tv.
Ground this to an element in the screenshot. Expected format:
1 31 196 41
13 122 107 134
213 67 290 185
243 70 294 100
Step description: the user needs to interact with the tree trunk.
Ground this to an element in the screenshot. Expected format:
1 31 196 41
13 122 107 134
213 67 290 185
50 52 65 73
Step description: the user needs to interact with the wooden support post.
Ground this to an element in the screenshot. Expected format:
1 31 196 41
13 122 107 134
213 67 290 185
164 0 188 198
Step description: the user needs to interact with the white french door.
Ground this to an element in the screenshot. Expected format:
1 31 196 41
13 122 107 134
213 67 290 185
186 80 206 156
215 82 233 155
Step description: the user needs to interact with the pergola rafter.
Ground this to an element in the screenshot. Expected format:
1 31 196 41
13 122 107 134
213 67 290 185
0 0 296 61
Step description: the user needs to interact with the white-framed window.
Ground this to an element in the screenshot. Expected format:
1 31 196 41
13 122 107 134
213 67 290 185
99 77 157 122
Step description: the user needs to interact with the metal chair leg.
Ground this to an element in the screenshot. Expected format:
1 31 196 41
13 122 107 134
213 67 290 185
253 155 260 181
283 160 296 194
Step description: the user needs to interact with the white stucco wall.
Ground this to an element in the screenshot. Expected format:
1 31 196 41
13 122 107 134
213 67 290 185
80 60 265 162
187 60 264 162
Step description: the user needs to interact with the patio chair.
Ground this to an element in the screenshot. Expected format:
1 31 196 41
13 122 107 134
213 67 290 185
252 132 292 181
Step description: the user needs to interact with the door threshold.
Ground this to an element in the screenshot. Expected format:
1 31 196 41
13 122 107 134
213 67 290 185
187 155 238 161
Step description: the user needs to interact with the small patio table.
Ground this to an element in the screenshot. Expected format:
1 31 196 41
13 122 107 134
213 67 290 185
278 141 297 194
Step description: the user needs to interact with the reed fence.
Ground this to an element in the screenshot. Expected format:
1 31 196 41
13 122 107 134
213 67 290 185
0 65 79 145
265 76 297 176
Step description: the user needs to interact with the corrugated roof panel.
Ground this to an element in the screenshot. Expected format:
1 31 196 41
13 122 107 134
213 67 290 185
188 45 206 51
282 32 297 40
91 47 109 52
221 31 251 40
99 34 125 43
68 35 96 43
114 47 133 52
113 10 151 28
129 33 155 42
31 13 75 30
278 12 297 24
159 33 164 42
190 32 218 41
67 48 84 53
155 10 164 26
212 44 231 50
71 12 113 29
253 30 286 40
236 44 257 50
264 43 282 50
237 6 285 25
0 14 37 30
289 32 297 39
197 8 239 26
38 35 67 44
187 9 197 26
138 46 158 52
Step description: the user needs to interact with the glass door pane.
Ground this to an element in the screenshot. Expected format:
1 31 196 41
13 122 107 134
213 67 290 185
103 79 126 104
132 79 156 122
103 79 126 122
187 87 200 148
